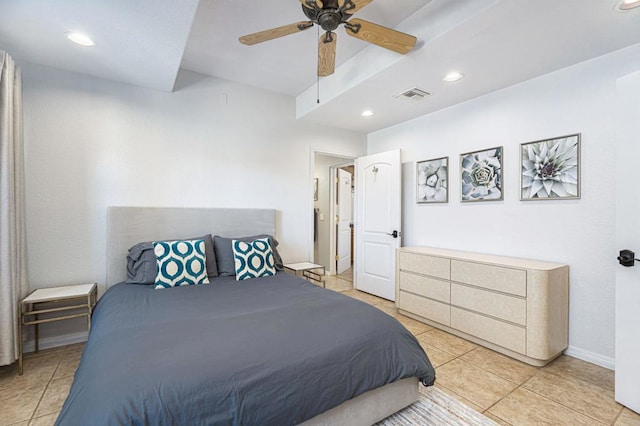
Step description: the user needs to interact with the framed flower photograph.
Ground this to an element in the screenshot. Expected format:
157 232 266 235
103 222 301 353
417 157 448 203
521 134 580 200
460 146 503 202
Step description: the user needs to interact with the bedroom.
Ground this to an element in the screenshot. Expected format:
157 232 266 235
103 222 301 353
1 0 639 424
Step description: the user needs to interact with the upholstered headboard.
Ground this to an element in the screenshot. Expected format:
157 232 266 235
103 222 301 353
106 207 276 287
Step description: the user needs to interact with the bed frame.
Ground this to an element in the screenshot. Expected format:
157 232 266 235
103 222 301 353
105 206 418 425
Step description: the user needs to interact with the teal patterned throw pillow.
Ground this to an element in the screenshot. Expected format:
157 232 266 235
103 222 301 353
232 237 276 281
153 239 210 289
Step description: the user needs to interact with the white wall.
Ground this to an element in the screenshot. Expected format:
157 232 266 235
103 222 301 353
21 64 365 341
368 44 640 368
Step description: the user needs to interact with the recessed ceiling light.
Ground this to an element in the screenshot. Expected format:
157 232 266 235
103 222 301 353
443 71 464 82
618 0 640 9
67 32 95 47
361 110 374 117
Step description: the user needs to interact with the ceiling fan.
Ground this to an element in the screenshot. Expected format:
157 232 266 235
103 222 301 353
239 0 417 77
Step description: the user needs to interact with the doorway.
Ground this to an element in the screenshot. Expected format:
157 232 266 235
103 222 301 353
312 149 402 300
334 164 355 281
313 153 355 283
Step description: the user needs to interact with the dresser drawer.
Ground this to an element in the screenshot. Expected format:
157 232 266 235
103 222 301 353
451 283 526 326
399 252 450 280
399 271 450 303
398 291 450 326
451 307 526 354
451 260 526 297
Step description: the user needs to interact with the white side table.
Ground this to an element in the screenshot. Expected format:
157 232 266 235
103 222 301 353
18 283 97 375
284 262 326 287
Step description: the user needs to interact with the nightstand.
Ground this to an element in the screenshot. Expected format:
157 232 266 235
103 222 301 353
284 262 326 287
17 283 97 375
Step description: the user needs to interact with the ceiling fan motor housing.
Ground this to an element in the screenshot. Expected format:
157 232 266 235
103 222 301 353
302 0 351 32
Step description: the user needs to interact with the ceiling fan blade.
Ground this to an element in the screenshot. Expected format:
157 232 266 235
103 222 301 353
344 0 373 14
344 18 416 54
239 21 314 46
318 32 337 77
299 0 322 9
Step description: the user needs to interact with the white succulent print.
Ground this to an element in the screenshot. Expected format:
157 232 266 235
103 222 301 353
521 135 579 199
461 147 502 201
418 158 447 202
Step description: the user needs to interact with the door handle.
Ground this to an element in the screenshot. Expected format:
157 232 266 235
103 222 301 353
618 249 639 267
387 230 400 238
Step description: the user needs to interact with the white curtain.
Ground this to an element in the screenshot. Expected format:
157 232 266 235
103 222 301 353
0 51 27 366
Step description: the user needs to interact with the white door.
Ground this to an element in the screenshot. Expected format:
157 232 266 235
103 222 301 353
336 168 352 274
615 70 640 414
355 149 401 301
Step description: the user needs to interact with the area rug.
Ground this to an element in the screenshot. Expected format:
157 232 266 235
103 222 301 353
376 387 498 426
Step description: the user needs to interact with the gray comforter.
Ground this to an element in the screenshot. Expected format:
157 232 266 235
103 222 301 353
56 273 435 425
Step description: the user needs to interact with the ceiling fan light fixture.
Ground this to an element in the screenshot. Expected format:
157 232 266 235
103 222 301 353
361 110 375 117
443 71 464 82
318 10 342 31
67 32 95 47
618 0 640 10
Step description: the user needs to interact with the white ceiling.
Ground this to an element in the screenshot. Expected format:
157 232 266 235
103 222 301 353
0 0 200 91
1 0 640 133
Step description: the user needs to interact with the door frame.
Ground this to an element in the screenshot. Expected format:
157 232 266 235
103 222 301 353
309 149 357 272
329 162 355 276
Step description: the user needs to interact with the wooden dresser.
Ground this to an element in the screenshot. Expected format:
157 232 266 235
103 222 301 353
396 247 569 366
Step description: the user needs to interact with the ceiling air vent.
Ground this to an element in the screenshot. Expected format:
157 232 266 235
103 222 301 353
394 87 431 102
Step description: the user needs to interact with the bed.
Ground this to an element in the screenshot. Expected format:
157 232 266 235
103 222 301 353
56 207 435 425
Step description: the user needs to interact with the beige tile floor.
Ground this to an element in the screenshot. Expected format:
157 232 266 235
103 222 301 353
1 273 638 426
0 343 82 426
324 273 640 426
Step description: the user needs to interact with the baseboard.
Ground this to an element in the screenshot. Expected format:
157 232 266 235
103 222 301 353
22 331 88 354
564 345 615 370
